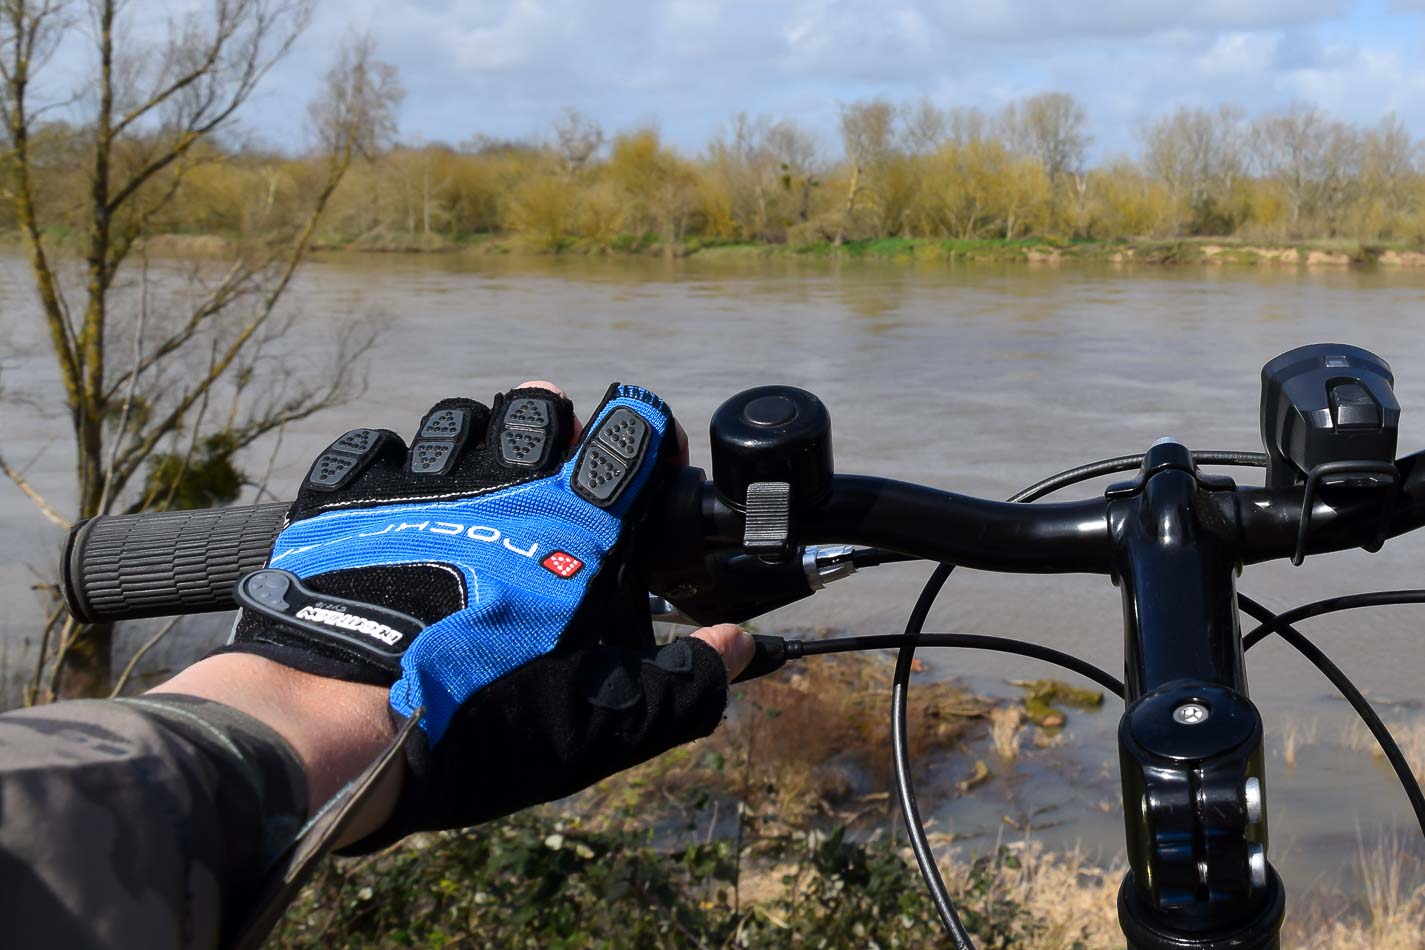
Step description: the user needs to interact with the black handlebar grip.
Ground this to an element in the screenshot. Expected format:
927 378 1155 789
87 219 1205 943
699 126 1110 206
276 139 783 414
62 503 288 623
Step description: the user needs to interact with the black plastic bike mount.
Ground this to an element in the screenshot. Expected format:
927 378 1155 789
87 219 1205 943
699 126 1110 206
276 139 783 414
1107 440 1283 950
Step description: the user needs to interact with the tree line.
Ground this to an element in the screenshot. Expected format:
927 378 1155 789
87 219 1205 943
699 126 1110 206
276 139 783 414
9 92 1425 253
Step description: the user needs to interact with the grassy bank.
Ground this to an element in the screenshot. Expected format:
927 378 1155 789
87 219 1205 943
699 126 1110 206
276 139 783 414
269 653 1425 947
115 230 1425 267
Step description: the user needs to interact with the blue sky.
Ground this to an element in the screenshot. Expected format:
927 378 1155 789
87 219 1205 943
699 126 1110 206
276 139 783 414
54 0 1425 159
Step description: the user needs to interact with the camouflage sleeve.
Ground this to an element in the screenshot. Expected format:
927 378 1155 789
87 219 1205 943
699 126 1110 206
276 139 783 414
0 694 308 950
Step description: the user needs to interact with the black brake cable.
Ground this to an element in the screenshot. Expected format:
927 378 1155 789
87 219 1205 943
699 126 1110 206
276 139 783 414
1241 589 1425 650
884 450 1268 945
799 634 1124 696
1238 593 1425 839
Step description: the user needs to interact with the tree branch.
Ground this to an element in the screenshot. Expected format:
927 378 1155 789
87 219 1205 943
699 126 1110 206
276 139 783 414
102 258 255 400
104 0 310 219
109 616 181 697
112 136 353 491
0 448 70 528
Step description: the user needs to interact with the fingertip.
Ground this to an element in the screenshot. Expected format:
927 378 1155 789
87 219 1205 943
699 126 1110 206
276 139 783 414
514 379 568 399
512 380 582 444
690 624 753 684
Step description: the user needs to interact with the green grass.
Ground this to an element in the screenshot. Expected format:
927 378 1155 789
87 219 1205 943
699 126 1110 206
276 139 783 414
26 225 1425 267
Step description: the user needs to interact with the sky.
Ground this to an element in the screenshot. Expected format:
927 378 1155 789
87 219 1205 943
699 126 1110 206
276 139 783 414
48 0 1425 160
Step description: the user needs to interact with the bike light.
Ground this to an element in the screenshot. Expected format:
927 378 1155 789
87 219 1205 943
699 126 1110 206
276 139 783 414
1259 343 1399 489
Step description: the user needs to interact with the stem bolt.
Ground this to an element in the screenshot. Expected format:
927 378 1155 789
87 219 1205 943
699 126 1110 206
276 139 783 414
1248 843 1267 889
1244 777 1263 823
1172 702 1210 725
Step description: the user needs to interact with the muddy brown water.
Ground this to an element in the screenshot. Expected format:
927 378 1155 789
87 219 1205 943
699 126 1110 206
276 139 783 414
4 250 1425 892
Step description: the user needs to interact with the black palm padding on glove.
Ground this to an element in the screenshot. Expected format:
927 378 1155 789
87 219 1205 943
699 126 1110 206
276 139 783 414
349 636 728 853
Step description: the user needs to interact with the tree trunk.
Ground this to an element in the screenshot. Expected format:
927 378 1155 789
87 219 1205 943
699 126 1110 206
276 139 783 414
833 164 860 247
59 0 118 697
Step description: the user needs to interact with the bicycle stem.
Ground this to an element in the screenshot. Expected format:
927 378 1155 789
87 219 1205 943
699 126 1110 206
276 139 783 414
1107 440 1282 950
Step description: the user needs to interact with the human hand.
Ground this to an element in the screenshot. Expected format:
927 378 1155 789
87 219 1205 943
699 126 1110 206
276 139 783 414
215 380 752 845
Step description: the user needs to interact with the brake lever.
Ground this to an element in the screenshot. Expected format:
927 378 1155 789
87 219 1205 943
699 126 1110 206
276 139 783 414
648 544 860 628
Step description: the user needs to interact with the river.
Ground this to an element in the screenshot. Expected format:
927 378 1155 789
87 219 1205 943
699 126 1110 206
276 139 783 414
3 250 1425 891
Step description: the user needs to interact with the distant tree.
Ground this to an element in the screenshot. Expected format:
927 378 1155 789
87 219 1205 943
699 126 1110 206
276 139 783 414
923 139 1049 239
1002 92 1090 183
607 128 697 250
1357 114 1419 235
944 107 993 148
708 113 819 241
1251 103 1359 235
552 107 603 180
1141 105 1247 234
767 119 819 225
899 97 946 153
0 0 401 698
834 99 895 246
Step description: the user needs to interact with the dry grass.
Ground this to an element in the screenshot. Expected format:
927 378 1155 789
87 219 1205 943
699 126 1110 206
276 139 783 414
1283 835 1425 948
579 659 1425 947
940 840 1122 948
1279 716 1319 769
586 651 995 824
936 836 1425 950
1343 715 1425 782
932 836 1425 950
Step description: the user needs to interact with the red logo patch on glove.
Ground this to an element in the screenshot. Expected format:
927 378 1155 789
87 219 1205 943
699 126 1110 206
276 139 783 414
541 551 584 579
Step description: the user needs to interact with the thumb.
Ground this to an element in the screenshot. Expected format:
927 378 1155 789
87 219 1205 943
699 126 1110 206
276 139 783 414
690 624 754 683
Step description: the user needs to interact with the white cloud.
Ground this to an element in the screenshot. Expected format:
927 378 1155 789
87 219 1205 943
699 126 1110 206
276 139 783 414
31 0 1425 162
923 0 1349 42
1196 33 1280 77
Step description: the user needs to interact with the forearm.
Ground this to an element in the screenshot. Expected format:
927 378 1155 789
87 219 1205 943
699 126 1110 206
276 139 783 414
152 652 405 844
0 694 307 949
0 650 408 947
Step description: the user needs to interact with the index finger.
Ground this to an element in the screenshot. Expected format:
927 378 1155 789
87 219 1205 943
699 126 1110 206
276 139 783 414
515 379 583 445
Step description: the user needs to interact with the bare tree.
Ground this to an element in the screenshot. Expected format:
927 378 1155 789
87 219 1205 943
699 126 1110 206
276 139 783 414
709 113 772 240
945 106 992 148
1002 92 1090 183
1251 102 1359 236
0 2 402 697
1141 105 1247 234
834 98 894 246
1358 114 1418 231
767 119 818 225
709 113 818 241
551 107 603 180
899 97 946 153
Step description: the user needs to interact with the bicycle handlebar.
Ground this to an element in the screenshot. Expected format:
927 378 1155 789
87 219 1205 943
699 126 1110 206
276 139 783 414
57 352 1425 950
61 452 1425 625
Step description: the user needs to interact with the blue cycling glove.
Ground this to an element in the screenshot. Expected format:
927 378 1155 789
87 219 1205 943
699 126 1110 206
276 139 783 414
221 384 731 846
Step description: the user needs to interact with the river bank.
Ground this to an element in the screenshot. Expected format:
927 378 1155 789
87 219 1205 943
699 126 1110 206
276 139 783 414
270 651 1425 947
116 231 1425 267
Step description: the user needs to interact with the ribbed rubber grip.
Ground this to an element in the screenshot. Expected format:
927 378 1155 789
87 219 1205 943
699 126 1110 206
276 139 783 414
63 503 288 623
